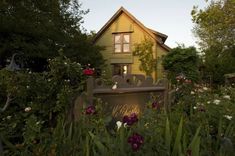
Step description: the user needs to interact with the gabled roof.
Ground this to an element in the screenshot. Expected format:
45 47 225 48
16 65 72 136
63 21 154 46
93 7 171 51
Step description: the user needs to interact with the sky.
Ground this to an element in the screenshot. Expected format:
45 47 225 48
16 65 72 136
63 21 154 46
79 0 208 48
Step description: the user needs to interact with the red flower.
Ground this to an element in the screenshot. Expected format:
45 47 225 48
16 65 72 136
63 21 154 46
128 133 144 151
85 105 96 115
152 101 160 110
83 68 94 76
123 113 138 126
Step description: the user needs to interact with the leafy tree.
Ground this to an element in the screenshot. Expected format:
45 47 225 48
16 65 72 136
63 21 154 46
133 39 157 76
162 45 200 84
0 0 104 71
191 0 235 84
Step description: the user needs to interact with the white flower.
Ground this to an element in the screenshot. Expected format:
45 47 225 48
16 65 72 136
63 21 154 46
24 107 32 112
26 85 30 89
213 99 221 105
116 121 122 130
193 106 197 110
7 116 12 120
64 62 67 65
198 89 204 93
48 79 51 82
203 87 208 91
191 91 195 95
223 95 231 100
224 115 232 120
29 71 32 74
36 121 40 125
207 101 211 104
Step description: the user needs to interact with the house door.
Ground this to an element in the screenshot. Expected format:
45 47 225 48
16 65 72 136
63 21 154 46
113 64 131 76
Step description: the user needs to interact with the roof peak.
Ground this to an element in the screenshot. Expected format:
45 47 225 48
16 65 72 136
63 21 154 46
93 7 170 51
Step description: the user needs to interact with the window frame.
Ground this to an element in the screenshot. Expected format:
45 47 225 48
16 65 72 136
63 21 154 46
112 64 131 76
113 33 131 53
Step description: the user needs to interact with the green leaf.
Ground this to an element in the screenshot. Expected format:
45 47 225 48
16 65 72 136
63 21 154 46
172 117 183 156
165 118 171 152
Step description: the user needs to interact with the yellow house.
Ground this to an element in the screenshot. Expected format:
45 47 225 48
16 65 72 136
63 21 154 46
93 7 171 81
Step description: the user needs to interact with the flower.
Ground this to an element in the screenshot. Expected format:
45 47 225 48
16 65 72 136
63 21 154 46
203 87 208 91
184 79 192 84
198 105 206 112
24 107 32 112
83 68 94 76
193 106 197 110
116 121 122 130
64 62 67 65
123 113 138 126
7 116 12 120
207 101 211 104
190 91 195 95
128 133 144 151
152 101 160 110
213 99 221 105
223 95 231 100
85 105 96 115
224 115 232 120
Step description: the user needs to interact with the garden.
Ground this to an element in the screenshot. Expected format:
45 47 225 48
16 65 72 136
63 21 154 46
0 0 235 155
0 54 234 156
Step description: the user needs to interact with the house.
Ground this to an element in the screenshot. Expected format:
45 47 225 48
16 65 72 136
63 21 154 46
93 7 171 81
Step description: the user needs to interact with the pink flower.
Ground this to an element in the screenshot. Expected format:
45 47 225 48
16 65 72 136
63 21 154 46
85 105 96 115
184 79 192 84
128 133 144 151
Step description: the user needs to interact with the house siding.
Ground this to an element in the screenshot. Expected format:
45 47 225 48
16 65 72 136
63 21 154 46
95 12 168 81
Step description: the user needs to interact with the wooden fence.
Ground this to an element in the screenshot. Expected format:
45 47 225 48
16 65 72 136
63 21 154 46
73 74 173 120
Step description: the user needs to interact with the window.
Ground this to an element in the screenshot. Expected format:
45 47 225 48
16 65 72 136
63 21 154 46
114 34 130 53
113 64 131 76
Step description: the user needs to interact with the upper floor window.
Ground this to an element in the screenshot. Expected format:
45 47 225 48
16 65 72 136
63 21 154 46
114 34 130 53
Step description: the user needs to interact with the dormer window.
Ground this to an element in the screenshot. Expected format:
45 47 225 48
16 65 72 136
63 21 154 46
114 34 130 53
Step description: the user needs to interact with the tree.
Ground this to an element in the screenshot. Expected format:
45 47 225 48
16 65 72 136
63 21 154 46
191 0 235 84
133 39 157 76
0 0 104 71
162 45 200 84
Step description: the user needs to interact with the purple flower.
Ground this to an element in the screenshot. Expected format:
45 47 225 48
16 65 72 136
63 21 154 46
128 133 144 151
85 105 96 115
122 113 138 126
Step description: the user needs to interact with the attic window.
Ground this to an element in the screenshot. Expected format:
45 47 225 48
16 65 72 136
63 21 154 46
114 34 130 53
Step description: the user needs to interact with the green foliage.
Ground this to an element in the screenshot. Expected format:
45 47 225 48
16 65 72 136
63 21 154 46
162 45 200 83
1 56 235 155
0 54 85 155
133 39 157 76
0 0 104 70
191 0 235 84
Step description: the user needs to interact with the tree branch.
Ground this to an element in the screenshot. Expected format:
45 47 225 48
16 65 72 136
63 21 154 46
0 93 13 113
